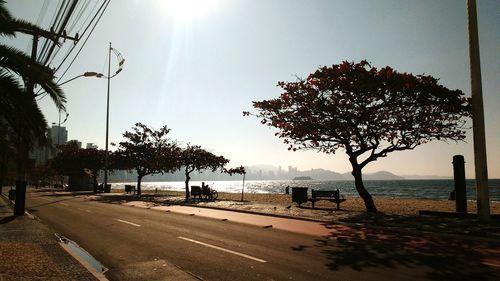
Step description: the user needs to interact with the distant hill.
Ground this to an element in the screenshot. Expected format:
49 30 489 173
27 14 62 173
111 163 447 182
297 168 345 180
342 171 404 180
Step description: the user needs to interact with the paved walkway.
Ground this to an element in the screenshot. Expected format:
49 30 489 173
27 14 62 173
125 201 352 236
0 194 99 281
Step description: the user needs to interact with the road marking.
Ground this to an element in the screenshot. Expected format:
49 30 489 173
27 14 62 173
178 236 267 263
117 219 141 227
60 203 69 206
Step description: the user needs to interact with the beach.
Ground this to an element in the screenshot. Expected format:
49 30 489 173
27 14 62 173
125 189 500 216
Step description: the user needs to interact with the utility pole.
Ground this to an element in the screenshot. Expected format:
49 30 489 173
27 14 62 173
467 0 490 221
14 28 78 216
103 42 112 192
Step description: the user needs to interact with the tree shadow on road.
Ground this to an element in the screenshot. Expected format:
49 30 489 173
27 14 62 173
310 214 500 281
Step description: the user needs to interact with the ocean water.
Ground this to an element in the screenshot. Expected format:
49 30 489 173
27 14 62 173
112 179 500 201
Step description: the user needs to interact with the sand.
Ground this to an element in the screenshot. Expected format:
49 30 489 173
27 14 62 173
128 189 500 216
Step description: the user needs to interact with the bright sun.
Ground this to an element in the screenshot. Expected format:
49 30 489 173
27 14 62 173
161 0 224 22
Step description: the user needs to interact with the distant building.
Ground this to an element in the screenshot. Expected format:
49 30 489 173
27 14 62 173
49 125 67 146
86 143 98 149
68 140 82 149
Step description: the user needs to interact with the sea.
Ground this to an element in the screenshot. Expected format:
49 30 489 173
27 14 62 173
111 179 500 201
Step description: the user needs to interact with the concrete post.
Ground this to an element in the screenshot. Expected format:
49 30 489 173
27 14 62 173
467 0 490 221
14 182 26 216
453 155 467 214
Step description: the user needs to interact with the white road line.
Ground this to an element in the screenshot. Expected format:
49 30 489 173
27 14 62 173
60 203 69 206
178 236 267 263
117 219 141 227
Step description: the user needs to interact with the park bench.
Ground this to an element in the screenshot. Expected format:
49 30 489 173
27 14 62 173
125 185 136 194
309 189 345 210
191 185 218 200
191 186 202 199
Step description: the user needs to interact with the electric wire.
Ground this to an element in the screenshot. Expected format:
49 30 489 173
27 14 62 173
38 0 67 64
41 0 79 66
54 0 111 78
36 0 111 101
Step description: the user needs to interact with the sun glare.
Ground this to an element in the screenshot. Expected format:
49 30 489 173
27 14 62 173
161 0 224 22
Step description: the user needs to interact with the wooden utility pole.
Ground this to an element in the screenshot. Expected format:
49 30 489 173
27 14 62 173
14 29 78 216
467 0 490 221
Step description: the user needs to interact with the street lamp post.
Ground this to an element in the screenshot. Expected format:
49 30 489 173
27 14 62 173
103 42 124 192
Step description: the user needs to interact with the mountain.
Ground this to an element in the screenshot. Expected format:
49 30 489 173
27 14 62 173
296 168 346 180
341 171 404 180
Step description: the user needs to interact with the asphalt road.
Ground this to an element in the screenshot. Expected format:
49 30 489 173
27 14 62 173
26 190 500 281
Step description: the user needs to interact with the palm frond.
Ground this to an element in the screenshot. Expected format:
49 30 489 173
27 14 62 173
0 45 66 110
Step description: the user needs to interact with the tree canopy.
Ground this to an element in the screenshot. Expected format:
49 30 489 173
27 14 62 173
113 123 181 196
180 145 229 200
248 60 470 212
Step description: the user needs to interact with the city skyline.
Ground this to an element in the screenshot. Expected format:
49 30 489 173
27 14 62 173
4 0 499 178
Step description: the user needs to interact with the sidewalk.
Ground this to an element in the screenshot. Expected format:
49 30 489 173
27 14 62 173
0 194 98 281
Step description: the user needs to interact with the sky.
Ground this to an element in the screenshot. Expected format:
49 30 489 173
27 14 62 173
3 0 499 178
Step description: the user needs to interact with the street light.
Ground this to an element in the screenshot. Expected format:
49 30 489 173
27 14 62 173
103 42 125 192
51 71 105 147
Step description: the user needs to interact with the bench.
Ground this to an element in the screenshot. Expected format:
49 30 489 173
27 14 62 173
191 185 218 200
125 185 136 194
191 186 202 199
309 189 345 210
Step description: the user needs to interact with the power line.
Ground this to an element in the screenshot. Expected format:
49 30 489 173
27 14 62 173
41 0 79 66
54 0 111 81
36 0 111 101
38 0 67 64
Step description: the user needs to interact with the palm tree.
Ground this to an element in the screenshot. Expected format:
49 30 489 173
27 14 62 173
0 0 65 214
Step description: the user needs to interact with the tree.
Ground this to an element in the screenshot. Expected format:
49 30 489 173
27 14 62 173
50 144 108 192
247 60 470 212
113 123 181 196
0 0 65 214
81 149 106 192
180 145 229 201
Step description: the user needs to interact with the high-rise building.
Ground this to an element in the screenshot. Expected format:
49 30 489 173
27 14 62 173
49 125 68 146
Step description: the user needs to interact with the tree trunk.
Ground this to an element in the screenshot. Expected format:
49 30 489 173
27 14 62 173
184 168 190 201
351 164 378 213
136 175 142 196
14 134 27 216
92 174 98 193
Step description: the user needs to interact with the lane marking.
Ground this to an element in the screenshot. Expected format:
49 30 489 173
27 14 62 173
117 219 141 227
178 236 267 263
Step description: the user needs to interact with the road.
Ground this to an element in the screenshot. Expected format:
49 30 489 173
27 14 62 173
26 190 500 281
